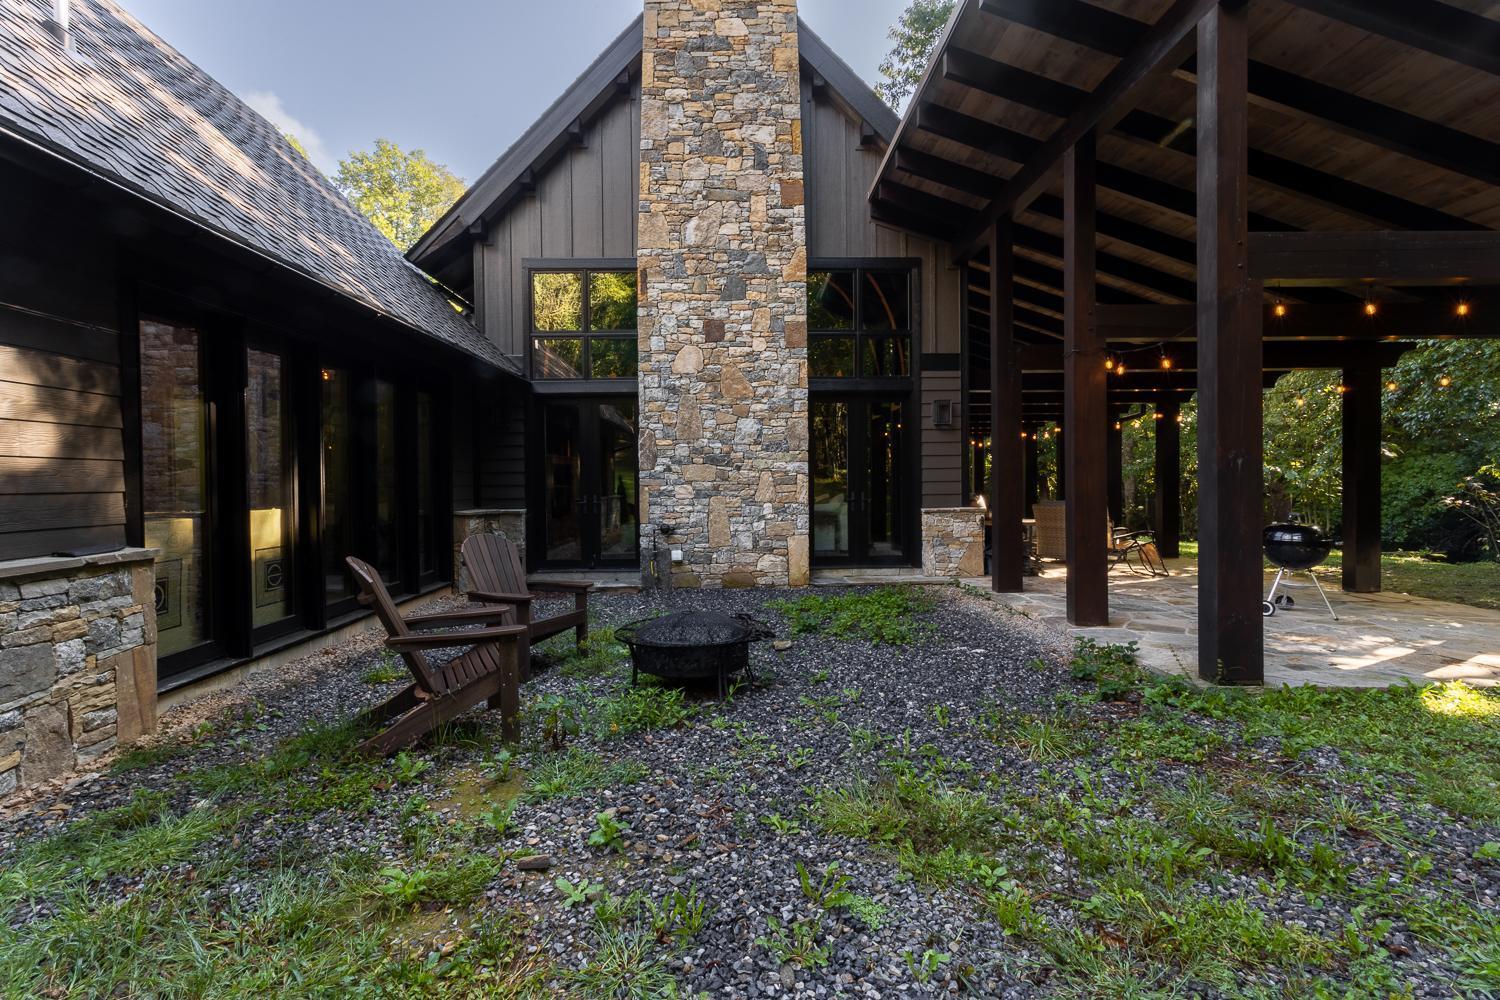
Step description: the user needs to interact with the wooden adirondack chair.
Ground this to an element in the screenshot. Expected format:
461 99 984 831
346 556 528 754
460 534 592 679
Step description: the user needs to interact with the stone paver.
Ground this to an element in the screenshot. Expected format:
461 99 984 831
971 561 1500 688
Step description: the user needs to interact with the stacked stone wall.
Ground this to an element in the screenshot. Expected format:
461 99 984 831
637 0 810 588
0 555 157 798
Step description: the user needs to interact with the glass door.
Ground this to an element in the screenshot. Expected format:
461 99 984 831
538 397 639 569
810 397 910 566
246 347 297 640
140 319 220 668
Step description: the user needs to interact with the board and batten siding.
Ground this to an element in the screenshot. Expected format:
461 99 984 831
473 94 640 358
801 81 968 509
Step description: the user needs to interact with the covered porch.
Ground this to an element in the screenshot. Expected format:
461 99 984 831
871 0 1500 684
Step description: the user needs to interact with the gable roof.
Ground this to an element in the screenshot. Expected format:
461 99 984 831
407 17 899 275
0 0 516 375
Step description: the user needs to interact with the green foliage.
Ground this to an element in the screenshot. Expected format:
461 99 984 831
903 948 950 984
595 684 696 738
363 649 404 684
588 811 631 852
554 876 602 909
1068 638 1146 700
644 887 706 948
768 586 934 645
875 0 956 107
525 749 645 799
757 917 830 968
392 750 431 783
529 693 580 751
334 138 466 252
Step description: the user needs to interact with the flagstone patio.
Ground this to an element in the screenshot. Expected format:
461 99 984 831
976 561 1500 689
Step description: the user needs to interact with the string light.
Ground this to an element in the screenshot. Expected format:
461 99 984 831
1385 380 1399 392
1153 411 1164 420
1159 352 1173 370
1273 300 1288 318
1335 384 1349 395
1438 374 1453 388
1175 413 1184 424
1457 301 1472 318
1113 421 1123 431
1104 356 1116 372
1115 361 1127 376
1295 396 1306 407
320 369 332 381
1363 299 1379 317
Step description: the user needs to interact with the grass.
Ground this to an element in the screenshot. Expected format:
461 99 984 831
525 748 647 799
766 586 936 645
1176 540 1500 611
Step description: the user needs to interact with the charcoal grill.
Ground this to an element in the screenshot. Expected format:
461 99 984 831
1262 523 1338 620
615 611 773 697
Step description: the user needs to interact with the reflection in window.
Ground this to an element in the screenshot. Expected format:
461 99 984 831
247 349 294 630
808 267 912 379
532 272 583 331
589 271 638 331
140 319 210 657
321 368 356 604
417 392 436 578
373 379 400 586
532 268 639 379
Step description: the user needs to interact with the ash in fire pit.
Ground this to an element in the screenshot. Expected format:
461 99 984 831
616 610 773 698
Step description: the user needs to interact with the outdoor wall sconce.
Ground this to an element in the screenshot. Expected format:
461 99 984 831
932 399 954 428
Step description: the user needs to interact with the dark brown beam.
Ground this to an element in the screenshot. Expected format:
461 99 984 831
1064 132 1109 627
1196 1 1263 685
1281 0 1500 79
1016 339 1416 373
1342 363 1383 593
960 0 1217 254
1098 299 1497 341
991 219 1025 593
1250 232 1500 283
979 0 1500 187
940 49 1485 240
1155 401 1182 557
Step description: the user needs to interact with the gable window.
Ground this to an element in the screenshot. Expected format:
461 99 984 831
531 268 638 379
807 268 913 379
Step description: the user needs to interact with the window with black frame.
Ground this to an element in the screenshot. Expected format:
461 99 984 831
807 268 912 379
531 268 638 379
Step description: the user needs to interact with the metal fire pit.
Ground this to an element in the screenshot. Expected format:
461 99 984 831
616 611 773 697
1262 523 1338 620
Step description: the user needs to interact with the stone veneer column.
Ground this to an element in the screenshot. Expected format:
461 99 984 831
637 0 810 588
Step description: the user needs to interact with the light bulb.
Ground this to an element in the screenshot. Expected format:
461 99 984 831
1364 301 1378 317
1273 301 1287 318
1457 302 1471 318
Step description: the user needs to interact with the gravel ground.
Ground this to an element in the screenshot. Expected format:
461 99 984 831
1 584 1494 998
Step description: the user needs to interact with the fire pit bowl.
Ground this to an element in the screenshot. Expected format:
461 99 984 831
616 610 774 697
1263 523 1333 571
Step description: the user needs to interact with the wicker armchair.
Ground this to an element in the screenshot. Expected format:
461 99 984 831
1033 500 1067 560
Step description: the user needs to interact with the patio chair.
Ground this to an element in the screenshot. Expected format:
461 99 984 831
461 533 592 679
1033 500 1067 560
346 556 527 754
1107 520 1168 578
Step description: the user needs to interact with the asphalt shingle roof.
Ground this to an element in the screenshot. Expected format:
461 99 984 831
0 0 516 374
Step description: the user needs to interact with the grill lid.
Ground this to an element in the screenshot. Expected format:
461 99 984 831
617 611 771 648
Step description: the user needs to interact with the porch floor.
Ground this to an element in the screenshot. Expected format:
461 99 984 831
969 560 1500 689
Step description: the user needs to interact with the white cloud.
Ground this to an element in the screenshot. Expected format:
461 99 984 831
244 90 335 172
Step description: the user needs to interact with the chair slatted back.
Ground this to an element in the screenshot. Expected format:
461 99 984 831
346 556 443 695
461 534 528 599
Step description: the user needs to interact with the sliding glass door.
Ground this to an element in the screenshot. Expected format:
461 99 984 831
537 397 639 569
810 396 911 566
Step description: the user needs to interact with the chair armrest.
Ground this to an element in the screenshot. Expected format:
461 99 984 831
468 590 533 606
386 625 528 651
404 607 516 630
525 578 594 593
1113 529 1153 541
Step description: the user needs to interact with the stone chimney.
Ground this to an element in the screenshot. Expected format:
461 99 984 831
637 0 810 588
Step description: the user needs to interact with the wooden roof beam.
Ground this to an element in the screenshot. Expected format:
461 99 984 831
1098 300 1498 340
956 0 1220 256
980 0 1500 187
1280 0 1500 79
1250 231 1500 282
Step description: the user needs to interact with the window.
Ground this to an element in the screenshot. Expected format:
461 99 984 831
807 268 913 379
531 268 638 379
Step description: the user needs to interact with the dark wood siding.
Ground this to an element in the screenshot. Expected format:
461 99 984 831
802 81 967 509
0 161 127 561
476 95 640 358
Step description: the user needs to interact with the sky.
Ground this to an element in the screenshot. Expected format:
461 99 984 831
117 0 910 181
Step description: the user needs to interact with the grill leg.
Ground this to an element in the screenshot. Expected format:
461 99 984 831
1306 570 1339 621
1265 567 1287 606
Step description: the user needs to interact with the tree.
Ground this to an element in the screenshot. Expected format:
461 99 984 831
876 0 956 108
334 139 467 252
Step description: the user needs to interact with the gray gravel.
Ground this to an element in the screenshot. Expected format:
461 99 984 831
1 584 1494 998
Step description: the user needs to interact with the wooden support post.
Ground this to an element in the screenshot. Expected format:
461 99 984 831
1342 364 1382 593
990 218 1025 592
1107 409 1124 525
1056 426 1067 500
1155 401 1182 558
1064 133 1109 626
1024 429 1039 515
1196 1 1263 684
